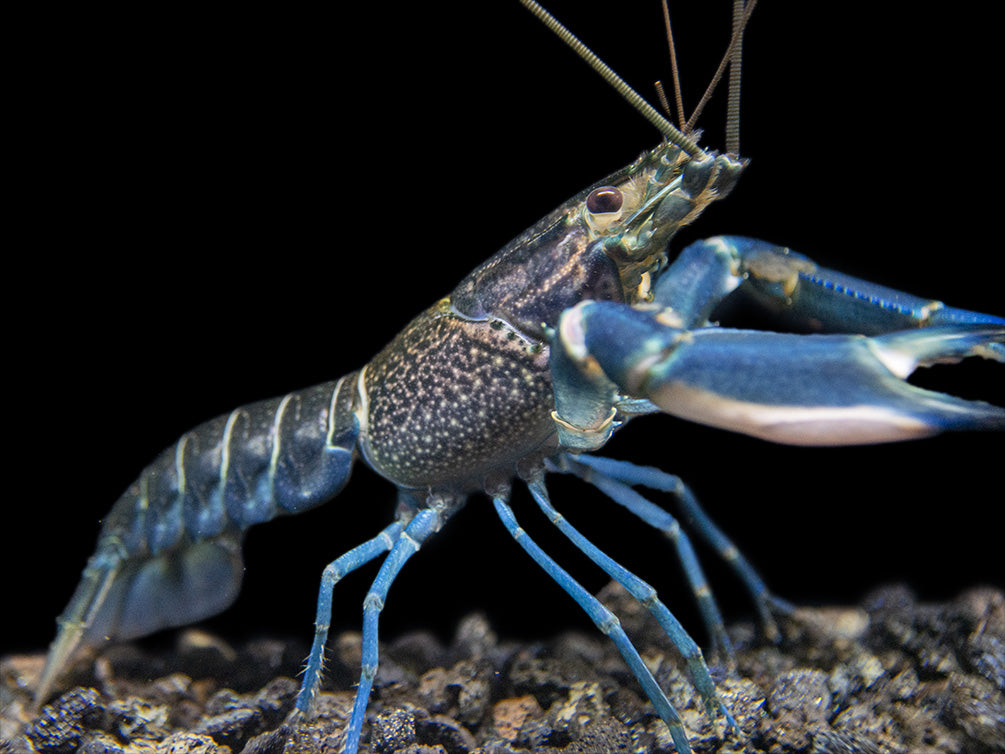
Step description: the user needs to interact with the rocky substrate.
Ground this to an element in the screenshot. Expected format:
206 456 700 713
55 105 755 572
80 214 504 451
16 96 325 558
3 584 1003 753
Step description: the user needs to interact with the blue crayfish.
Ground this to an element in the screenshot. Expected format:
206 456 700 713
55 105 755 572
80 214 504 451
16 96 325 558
33 3 1004 753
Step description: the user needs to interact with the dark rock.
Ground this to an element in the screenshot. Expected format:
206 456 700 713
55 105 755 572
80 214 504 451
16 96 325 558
107 696 172 741
371 708 417 752
765 669 831 749
76 733 125 754
24 687 104 753
416 714 477 753
810 728 883 754
194 705 263 751
947 674 1005 751
4 586 1004 753
240 722 292 754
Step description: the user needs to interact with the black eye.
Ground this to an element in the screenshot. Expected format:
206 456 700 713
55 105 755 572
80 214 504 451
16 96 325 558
586 186 623 214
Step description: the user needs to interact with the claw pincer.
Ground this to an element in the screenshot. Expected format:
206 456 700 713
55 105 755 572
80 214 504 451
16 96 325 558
553 298 1004 447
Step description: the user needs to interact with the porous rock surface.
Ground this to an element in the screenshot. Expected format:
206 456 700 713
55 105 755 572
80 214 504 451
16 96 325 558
2 584 1003 753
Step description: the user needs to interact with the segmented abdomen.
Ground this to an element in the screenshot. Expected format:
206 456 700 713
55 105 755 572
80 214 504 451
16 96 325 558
45 373 363 653
101 373 360 558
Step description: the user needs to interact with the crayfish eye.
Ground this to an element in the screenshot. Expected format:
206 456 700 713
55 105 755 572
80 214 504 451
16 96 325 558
586 186 623 215
585 186 625 235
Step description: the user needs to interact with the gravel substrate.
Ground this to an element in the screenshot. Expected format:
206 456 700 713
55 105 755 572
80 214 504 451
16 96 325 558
3 583 1003 753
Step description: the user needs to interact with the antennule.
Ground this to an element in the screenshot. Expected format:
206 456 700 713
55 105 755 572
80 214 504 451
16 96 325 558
519 0 706 159
685 0 758 150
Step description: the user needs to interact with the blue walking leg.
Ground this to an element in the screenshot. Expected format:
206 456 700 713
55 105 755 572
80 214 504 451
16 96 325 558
295 520 404 713
573 454 792 635
526 477 736 728
343 506 444 754
493 493 696 754
550 455 736 658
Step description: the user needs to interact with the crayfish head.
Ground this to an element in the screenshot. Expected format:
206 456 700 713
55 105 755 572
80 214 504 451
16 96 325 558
581 141 746 302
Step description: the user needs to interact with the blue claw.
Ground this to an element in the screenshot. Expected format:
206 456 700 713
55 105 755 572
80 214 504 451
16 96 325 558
554 302 1004 446
551 235 1003 448
657 236 1005 342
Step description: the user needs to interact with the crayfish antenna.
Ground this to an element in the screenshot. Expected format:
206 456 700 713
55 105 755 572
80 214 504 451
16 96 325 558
519 0 706 158
725 0 746 155
682 0 759 155
522 0 757 158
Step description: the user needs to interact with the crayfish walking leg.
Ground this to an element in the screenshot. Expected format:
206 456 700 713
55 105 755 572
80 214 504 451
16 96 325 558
295 520 404 713
561 454 793 641
341 502 450 754
494 489 717 754
526 477 736 726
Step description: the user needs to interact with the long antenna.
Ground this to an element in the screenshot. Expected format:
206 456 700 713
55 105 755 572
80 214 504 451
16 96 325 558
725 0 746 155
519 0 706 159
685 0 758 149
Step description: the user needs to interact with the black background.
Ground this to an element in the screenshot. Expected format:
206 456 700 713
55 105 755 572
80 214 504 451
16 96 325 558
6 2 1002 661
